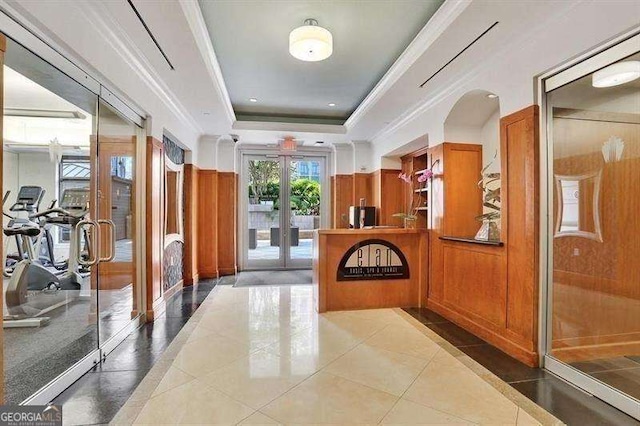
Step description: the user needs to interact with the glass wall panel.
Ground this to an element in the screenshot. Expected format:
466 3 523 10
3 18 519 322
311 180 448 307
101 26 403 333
547 51 640 401
96 100 142 344
2 36 99 403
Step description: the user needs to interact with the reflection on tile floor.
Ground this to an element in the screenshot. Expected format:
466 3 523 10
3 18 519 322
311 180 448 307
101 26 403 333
113 285 556 425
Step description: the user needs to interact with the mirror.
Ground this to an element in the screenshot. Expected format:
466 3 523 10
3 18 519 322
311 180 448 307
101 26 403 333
164 156 184 247
554 169 602 242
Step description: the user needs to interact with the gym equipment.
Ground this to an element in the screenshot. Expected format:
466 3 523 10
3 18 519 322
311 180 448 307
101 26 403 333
2 186 45 267
3 188 91 328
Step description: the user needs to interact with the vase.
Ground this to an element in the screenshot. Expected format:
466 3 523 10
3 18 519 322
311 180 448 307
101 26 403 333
404 217 417 229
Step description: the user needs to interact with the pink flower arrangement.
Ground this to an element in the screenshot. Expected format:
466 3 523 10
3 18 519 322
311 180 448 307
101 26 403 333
417 169 433 183
397 172 412 183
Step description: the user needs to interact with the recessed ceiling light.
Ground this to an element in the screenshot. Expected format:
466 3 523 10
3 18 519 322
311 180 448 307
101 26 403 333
328 103 336 107
203 112 211 115
593 61 640 88
486 94 498 99
249 98 258 103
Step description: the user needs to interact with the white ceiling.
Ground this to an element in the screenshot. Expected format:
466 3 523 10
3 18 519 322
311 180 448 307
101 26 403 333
198 0 444 123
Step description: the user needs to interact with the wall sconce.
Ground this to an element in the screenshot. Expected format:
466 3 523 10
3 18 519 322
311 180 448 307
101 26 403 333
602 136 624 163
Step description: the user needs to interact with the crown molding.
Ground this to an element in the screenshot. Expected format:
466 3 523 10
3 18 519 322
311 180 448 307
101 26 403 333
179 0 236 125
371 0 583 145
344 0 472 131
233 120 346 134
76 1 203 135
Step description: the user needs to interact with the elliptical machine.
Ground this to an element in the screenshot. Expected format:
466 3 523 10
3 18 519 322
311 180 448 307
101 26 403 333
3 188 90 327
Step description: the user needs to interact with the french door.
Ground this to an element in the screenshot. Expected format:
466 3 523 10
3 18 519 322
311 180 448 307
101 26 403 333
243 154 325 270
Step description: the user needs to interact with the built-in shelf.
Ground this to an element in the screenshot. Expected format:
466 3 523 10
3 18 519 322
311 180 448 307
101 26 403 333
439 236 504 246
415 207 429 211
414 188 428 193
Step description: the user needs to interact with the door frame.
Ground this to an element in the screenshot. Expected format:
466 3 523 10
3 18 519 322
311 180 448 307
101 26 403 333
538 30 640 420
238 146 331 271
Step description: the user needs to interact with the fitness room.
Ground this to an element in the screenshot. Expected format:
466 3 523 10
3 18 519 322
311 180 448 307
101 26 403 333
1 35 145 404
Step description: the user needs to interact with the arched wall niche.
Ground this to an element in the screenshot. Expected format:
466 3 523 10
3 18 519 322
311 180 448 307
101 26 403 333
443 89 501 173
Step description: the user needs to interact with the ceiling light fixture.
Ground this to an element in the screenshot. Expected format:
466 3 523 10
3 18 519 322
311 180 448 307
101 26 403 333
328 103 336 107
249 98 258 103
5 108 87 119
486 94 498 99
592 61 640 88
289 18 333 62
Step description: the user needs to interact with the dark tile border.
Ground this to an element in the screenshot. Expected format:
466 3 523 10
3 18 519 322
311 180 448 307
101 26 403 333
403 307 640 426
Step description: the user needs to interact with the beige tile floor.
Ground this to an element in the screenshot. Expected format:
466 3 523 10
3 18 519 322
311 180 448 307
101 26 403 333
111 285 562 425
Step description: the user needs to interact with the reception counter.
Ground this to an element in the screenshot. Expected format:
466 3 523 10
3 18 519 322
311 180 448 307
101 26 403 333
312 228 429 313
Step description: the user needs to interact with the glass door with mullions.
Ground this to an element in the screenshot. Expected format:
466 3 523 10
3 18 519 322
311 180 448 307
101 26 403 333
544 35 640 420
244 154 324 269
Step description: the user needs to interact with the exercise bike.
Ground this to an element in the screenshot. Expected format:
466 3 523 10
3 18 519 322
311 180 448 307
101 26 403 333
3 188 91 327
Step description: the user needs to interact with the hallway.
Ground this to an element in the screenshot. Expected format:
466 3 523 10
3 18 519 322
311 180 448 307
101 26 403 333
113 284 554 425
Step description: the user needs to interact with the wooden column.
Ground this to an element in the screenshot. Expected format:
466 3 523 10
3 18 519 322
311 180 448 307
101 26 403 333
501 105 540 360
217 172 237 276
197 170 218 278
145 136 164 321
333 174 353 228
183 164 199 285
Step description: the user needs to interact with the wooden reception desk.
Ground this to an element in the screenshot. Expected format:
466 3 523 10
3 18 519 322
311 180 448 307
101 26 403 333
313 228 429 313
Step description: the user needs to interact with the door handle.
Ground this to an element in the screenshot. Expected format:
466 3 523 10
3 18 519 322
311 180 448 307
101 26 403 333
76 220 100 267
98 219 116 262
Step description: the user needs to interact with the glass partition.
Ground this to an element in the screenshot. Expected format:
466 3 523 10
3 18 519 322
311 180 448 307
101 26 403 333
2 36 100 403
546 47 640 413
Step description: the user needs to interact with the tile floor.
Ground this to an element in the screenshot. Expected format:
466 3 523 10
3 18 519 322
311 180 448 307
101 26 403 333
111 285 560 425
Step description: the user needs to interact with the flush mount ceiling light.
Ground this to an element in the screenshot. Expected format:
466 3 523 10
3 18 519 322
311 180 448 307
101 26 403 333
486 94 498 99
249 98 258 103
328 102 336 107
289 18 333 62
592 61 640 88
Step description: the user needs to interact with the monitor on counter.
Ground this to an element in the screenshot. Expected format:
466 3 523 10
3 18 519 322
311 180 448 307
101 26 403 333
348 206 376 228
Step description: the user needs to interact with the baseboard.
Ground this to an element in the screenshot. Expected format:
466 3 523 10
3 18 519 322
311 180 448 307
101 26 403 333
184 273 200 286
427 299 539 367
218 267 236 277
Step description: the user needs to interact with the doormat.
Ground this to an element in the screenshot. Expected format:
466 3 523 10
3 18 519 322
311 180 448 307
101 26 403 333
233 270 312 287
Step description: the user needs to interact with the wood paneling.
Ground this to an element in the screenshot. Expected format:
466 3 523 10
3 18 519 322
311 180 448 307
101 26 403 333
217 171 237 276
197 170 218 278
353 173 373 206
425 110 540 367
502 106 539 351
313 229 428 312
183 164 199 285
333 174 353 228
372 169 404 226
549 110 640 362
145 137 164 321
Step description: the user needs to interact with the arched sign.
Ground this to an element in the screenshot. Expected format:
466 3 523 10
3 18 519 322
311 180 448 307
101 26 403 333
337 239 410 281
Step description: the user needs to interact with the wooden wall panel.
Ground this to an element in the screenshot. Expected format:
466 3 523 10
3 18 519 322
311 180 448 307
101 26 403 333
145 137 164 321
217 172 237 276
183 164 199 285
378 169 404 226
502 106 539 350
333 174 353 228
197 170 218 278
353 173 373 206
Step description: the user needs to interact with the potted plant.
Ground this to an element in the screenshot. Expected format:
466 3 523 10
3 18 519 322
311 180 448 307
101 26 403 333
393 169 433 228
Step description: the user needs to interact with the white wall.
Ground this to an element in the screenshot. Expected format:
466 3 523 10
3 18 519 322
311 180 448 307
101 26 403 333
352 141 373 173
370 1 640 165
3 150 57 212
333 143 354 175
480 110 501 174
